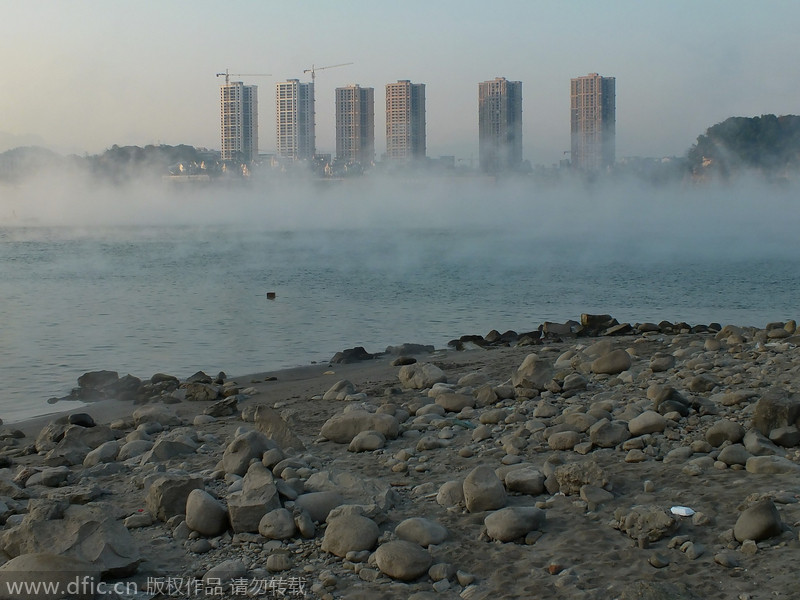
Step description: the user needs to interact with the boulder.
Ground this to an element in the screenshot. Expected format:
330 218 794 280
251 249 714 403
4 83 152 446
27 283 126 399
751 390 800 436
323 380 356 401
374 540 432 581
553 460 608 496
613 505 675 542
320 514 379 557
395 517 448 547
504 467 546 496
435 393 475 412
590 349 632 375
253 406 305 451
258 508 296 540
589 419 630 448
185 489 228 536
398 363 447 389
628 411 667 436
463 466 506 513
484 506 545 542
705 420 745 447
293 492 346 523
320 411 399 444
83 440 120 467
145 474 203 522
512 354 553 391
745 455 800 475
0 553 100 600
1 502 140 577
734 499 784 542
222 431 278 476
348 430 386 452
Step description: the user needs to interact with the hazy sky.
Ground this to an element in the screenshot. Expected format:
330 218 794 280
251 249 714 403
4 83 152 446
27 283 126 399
1 1 798 165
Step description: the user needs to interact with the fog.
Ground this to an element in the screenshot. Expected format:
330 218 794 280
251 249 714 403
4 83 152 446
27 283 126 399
2 168 798 267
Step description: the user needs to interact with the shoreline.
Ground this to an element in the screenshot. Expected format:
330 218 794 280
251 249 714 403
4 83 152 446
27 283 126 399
1 315 799 598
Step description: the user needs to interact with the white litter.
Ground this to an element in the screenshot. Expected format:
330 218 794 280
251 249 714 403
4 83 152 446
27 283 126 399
670 506 695 517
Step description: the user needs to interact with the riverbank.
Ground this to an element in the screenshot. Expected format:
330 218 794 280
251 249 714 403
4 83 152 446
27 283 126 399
0 317 798 599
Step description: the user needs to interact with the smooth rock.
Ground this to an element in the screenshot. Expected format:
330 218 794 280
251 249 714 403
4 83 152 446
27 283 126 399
734 499 784 542
374 540 432 581
395 517 448 547
185 489 228 537
484 506 545 542
463 466 506 512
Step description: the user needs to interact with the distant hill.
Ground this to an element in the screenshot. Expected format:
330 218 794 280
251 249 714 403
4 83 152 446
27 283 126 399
687 114 800 179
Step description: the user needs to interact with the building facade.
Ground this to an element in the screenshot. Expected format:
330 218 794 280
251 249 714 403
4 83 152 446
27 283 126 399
335 85 375 165
385 80 426 160
276 79 315 160
220 81 258 162
478 77 523 173
570 73 616 170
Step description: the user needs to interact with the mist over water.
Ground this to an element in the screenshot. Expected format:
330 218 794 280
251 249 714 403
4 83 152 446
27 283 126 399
1 173 798 422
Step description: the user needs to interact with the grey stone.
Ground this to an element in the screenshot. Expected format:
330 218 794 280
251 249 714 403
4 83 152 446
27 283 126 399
323 379 356 401
320 514 379 557
395 517 448 547
752 389 800 436
348 430 386 452
628 411 667 436
548 430 581 451
463 466 506 512
705 420 745 447
293 491 346 523
589 419 630 448
398 363 447 389
0 553 100 600
745 455 800 474
222 430 277 476
320 411 399 444
504 467 546 496
554 460 607 496
614 505 676 542
146 474 203 522
734 499 784 542
769 425 800 447
185 489 228 537
253 406 305 451
591 349 632 375
1 503 140 577
717 444 750 466
203 559 246 583
374 540 432 581
484 506 545 542
82 440 120 467
435 393 475 412
258 508 296 540
512 354 554 391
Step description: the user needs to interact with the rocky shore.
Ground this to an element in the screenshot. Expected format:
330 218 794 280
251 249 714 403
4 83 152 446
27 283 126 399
0 314 799 600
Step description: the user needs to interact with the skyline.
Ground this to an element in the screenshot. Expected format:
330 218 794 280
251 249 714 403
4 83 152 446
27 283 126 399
1 1 798 166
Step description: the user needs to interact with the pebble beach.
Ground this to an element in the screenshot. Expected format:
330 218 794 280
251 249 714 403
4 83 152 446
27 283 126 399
0 314 798 600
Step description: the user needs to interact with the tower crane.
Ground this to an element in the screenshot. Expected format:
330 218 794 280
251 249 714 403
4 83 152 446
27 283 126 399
215 69 272 85
302 62 353 82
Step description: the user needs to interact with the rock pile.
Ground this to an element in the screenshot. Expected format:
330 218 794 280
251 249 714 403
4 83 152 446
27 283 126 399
0 317 798 598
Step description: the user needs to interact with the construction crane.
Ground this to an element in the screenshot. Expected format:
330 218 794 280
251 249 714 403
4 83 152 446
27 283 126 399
215 69 272 85
302 62 353 82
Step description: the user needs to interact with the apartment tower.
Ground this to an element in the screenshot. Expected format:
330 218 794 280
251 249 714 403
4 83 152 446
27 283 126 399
385 80 426 160
276 79 315 160
335 85 375 165
570 73 616 170
220 81 258 162
478 77 523 172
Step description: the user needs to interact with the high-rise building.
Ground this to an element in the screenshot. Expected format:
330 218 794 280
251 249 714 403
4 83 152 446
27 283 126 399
276 79 315 160
478 77 523 172
220 81 258 162
385 80 426 160
570 73 616 170
335 85 375 165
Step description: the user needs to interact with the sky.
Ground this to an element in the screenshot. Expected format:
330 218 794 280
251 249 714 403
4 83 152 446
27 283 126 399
1 0 798 166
